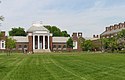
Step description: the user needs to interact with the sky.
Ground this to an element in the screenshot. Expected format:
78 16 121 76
0 0 125 37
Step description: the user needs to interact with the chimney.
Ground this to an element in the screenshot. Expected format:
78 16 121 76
78 32 82 37
119 23 124 29
114 24 118 30
106 27 109 31
110 26 114 30
72 33 77 37
118 23 121 29
93 35 99 38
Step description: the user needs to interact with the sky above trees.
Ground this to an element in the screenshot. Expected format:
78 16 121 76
0 0 125 37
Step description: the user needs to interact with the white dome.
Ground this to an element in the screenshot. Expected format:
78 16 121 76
27 23 49 32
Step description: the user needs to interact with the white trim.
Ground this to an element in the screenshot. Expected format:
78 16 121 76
43 35 45 49
48 35 50 49
35 31 48 34
38 35 40 49
0 40 5 49
73 41 77 49
28 33 33 36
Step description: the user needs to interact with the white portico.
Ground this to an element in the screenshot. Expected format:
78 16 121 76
27 23 51 52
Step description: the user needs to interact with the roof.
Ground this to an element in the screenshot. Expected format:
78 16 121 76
9 36 29 43
84 37 91 40
52 37 69 43
101 28 125 36
27 23 49 32
90 38 100 41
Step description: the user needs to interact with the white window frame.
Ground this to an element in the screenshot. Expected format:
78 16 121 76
1 40 5 49
73 41 77 49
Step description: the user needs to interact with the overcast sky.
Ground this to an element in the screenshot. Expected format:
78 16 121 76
0 0 125 37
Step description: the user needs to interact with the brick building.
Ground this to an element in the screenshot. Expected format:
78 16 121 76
101 22 125 38
0 23 83 53
0 31 6 50
91 35 101 51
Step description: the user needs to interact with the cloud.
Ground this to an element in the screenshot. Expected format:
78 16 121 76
0 0 125 37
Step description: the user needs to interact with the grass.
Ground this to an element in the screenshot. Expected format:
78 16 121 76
0 52 125 80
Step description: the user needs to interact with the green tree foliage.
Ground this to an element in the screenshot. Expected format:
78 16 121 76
82 40 93 51
44 25 70 37
61 31 70 37
78 37 85 48
52 26 61 36
101 38 110 50
101 29 125 52
5 38 16 55
67 38 73 48
117 29 125 50
0 32 3 40
117 29 125 39
109 37 118 52
9 27 27 36
101 37 118 52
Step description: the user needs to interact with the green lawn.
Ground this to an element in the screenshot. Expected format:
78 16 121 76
0 52 125 80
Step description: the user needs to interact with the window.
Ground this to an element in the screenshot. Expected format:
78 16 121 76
18 45 22 50
1 40 5 49
73 41 77 49
53 45 56 48
2 43 4 48
58 45 61 48
63 45 67 50
24 45 27 48
63 45 66 48
19 45 22 48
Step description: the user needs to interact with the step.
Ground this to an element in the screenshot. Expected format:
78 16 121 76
33 49 51 53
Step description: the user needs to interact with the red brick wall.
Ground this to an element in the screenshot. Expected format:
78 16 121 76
0 31 6 40
52 43 67 51
72 32 82 51
28 36 33 53
15 42 29 52
50 36 52 50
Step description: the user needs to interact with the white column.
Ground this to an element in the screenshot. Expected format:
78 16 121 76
33 35 35 50
38 35 40 49
48 35 50 49
43 35 45 49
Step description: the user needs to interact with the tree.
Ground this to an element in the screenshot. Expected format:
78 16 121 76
44 25 52 32
51 26 61 36
9 27 27 36
78 37 85 48
117 29 125 39
44 25 70 37
101 37 118 52
82 40 93 51
109 37 118 52
117 29 125 50
61 31 70 37
67 38 73 48
101 38 110 51
5 38 16 56
0 32 3 40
